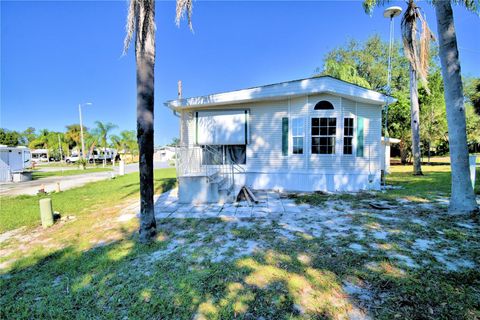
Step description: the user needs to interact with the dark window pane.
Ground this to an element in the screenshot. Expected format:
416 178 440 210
312 118 319 126
328 127 336 135
293 145 303 154
312 145 320 154
329 118 337 126
320 118 328 127
320 127 328 135
312 127 319 136
320 145 327 154
314 100 334 110
329 137 336 146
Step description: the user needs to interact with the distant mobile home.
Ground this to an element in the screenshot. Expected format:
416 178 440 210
0 146 31 182
154 146 176 162
165 76 394 203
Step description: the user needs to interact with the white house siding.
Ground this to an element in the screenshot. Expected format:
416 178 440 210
181 93 382 192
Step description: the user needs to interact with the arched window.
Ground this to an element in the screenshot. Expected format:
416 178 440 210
314 100 334 110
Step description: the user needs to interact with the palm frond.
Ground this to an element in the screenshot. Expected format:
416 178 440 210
123 0 137 54
362 0 389 15
401 0 421 72
418 15 436 92
401 0 435 93
176 0 193 30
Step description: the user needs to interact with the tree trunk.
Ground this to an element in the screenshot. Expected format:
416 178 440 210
434 1 478 214
103 143 106 168
409 66 423 175
428 140 431 165
136 0 156 242
400 141 408 165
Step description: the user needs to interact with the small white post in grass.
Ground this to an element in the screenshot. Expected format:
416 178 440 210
55 182 61 193
39 198 54 228
469 155 477 190
119 160 125 176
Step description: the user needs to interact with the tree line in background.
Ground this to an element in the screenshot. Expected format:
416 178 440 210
318 34 480 164
0 122 139 161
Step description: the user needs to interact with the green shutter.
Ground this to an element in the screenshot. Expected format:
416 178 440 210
356 116 364 157
282 117 288 156
245 110 248 144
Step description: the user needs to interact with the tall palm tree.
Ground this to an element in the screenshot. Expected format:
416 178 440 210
111 130 137 161
433 1 478 214
123 0 192 243
401 0 435 175
93 121 117 167
363 0 479 214
65 124 83 151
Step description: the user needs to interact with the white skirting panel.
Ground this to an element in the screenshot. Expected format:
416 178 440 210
244 171 381 192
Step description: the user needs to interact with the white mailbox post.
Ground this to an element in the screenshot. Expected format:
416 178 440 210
119 160 125 176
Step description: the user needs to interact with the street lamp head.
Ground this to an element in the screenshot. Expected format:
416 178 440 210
383 6 402 19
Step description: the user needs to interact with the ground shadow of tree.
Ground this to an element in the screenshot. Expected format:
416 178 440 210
1 216 478 319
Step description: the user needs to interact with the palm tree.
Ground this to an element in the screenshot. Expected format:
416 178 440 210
111 130 137 161
85 131 100 163
363 0 479 214
123 0 192 243
93 121 117 167
65 124 83 151
400 0 435 175
433 1 478 214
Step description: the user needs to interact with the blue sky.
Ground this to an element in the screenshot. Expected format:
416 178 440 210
1 1 479 146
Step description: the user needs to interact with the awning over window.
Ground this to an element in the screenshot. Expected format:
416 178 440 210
195 110 248 145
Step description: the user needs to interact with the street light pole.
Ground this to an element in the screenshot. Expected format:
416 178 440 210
78 102 92 160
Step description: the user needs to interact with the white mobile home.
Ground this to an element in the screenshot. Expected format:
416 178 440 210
165 76 393 203
154 146 176 162
0 146 32 182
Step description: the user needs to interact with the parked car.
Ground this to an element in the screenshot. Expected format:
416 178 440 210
65 154 81 163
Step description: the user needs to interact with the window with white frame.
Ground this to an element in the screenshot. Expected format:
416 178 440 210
343 118 354 154
291 118 304 154
311 117 336 154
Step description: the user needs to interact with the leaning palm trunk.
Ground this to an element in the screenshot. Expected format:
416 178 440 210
124 0 157 242
409 66 422 174
434 1 477 214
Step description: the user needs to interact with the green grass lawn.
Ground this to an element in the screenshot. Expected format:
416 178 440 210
0 168 176 233
386 165 480 199
31 167 113 180
294 165 480 206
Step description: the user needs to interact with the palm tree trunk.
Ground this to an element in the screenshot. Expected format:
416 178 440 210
136 0 156 242
409 66 423 175
103 141 106 168
434 1 478 214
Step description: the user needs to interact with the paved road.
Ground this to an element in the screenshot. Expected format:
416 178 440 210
0 161 171 197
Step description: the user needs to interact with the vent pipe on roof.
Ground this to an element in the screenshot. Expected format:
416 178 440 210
178 80 182 99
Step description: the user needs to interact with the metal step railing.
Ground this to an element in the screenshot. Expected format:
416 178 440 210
175 145 245 196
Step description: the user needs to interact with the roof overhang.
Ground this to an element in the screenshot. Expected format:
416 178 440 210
164 76 396 111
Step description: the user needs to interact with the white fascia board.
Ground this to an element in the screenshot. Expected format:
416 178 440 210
164 76 396 110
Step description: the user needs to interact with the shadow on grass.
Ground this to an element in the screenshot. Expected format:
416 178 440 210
1 217 478 319
120 178 177 200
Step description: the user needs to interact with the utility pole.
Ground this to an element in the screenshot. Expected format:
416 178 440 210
78 102 92 159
